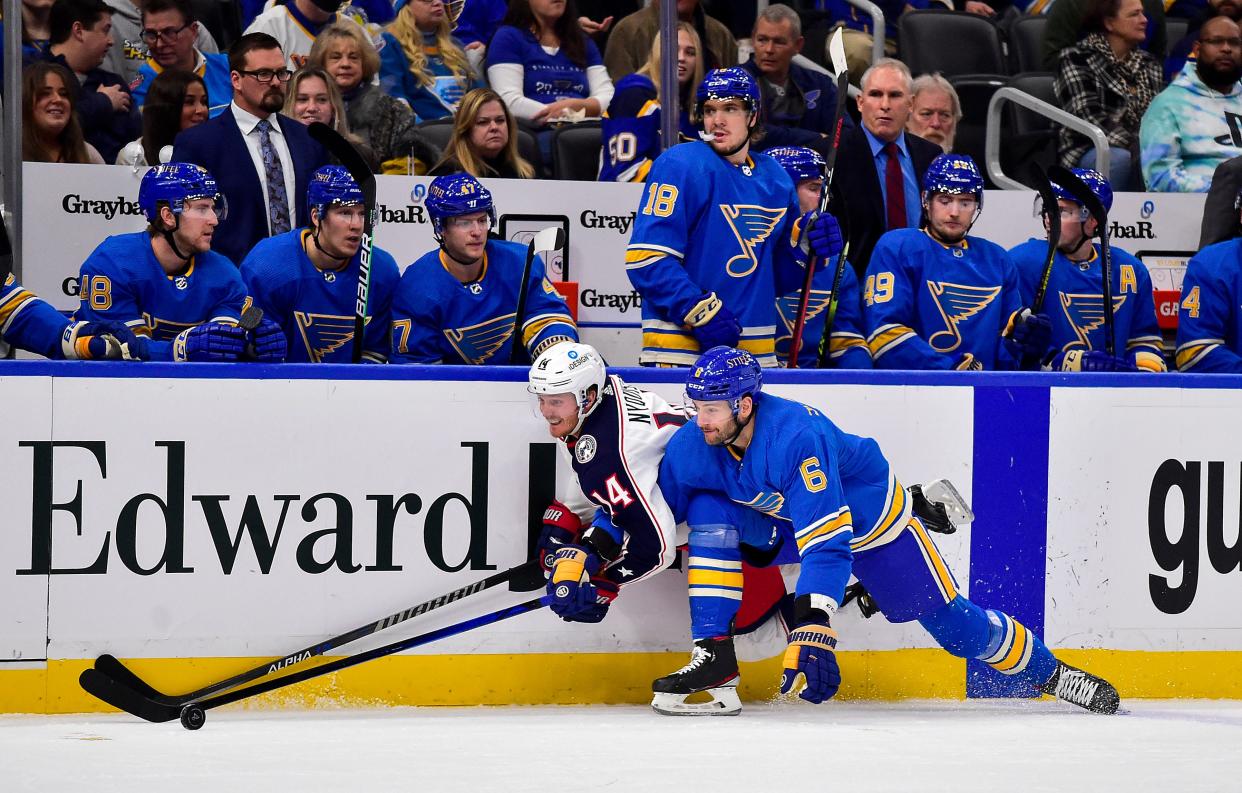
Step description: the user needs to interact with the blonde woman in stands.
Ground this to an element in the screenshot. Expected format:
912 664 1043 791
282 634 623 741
283 65 380 172
428 87 537 178
380 0 481 122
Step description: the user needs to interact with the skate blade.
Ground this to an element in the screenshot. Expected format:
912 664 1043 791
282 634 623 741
650 687 742 716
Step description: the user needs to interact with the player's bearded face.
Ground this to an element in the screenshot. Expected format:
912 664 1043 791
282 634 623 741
538 393 581 439
174 198 218 253
926 193 976 245
694 400 741 446
319 204 366 259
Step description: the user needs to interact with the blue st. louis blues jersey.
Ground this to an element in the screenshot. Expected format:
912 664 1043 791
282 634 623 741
241 230 400 363
775 263 872 368
390 238 577 365
626 141 809 367
659 391 912 607
1009 239 1165 372
864 228 1021 370
0 273 73 359
76 232 246 361
1176 238 1242 373
599 74 696 183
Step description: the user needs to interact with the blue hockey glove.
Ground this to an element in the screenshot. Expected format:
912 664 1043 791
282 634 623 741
684 293 741 350
1045 349 1138 373
780 620 841 703
1004 308 1053 358
245 316 287 362
547 545 618 623
537 500 582 574
798 210 844 263
61 320 149 360
172 321 245 362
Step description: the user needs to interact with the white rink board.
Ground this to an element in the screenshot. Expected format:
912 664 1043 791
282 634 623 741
1045 386 1242 651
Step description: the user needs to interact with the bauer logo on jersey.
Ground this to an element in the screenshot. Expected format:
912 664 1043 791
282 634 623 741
575 434 597 464
1060 293 1128 348
294 312 364 362
444 313 516 365
925 281 1003 352
720 204 787 277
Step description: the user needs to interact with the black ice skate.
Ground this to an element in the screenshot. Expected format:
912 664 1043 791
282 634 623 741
651 637 741 716
1041 661 1121 714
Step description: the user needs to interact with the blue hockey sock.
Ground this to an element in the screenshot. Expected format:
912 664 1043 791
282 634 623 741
919 596 1057 688
687 524 743 640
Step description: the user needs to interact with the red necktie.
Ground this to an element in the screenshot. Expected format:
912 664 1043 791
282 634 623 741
884 141 907 231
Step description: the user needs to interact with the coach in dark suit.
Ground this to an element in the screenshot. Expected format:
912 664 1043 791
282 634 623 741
831 58 942 275
172 32 328 264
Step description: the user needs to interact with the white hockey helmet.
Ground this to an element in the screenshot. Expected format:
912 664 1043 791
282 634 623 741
528 342 608 422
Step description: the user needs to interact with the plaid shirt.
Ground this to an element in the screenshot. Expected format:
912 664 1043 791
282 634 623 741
1053 33 1164 167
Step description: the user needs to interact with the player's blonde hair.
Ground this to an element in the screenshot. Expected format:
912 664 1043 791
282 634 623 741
386 3 473 93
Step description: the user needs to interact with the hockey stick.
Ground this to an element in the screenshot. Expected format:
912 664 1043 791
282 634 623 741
1048 164 1115 356
81 597 549 729
84 560 544 711
790 29 849 369
307 122 375 363
508 226 565 364
1020 162 1061 370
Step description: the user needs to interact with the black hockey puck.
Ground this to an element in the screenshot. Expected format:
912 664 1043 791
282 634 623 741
180 704 206 731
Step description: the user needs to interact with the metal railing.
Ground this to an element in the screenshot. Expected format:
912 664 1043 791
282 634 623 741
843 0 887 69
985 86 1109 190
3 0 22 280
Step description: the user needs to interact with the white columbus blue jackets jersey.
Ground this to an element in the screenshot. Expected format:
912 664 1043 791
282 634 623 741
241 229 400 364
775 263 872 368
625 141 811 367
0 274 73 359
556 375 691 589
864 228 1022 370
1175 238 1242 372
659 391 912 607
390 238 577 365
1009 238 1165 372
75 232 247 361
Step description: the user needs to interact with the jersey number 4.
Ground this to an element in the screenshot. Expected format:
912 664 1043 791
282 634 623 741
591 474 635 512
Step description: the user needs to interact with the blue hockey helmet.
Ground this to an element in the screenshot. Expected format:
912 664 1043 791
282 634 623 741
308 165 365 221
138 163 226 224
695 67 762 119
425 173 495 238
767 146 826 185
921 153 985 203
1050 167 1113 213
685 346 763 412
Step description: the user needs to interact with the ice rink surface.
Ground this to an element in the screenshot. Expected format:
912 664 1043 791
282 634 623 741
3 700 1239 792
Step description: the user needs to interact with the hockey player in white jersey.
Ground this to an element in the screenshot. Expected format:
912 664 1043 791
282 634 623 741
528 343 692 622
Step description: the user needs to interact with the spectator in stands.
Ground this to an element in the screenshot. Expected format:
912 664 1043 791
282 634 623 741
283 65 378 170
310 21 438 174
1053 0 1163 190
22 61 104 162
453 0 506 51
1199 155 1242 244
1141 16 1242 191
1165 0 1241 79
605 0 736 82
600 23 702 182
740 3 850 158
172 33 330 264
1042 0 1166 70
831 58 942 275
907 73 960 153
42 0 142 164
245 0 348 69
116 68 207 165
1177 183 1242 371
819 0 930 86
429 87 537 178
130 0 231 116
103 0 217 86
380 0 481 121
21 0 54 62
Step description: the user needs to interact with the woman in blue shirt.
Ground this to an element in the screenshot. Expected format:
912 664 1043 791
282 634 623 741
380 0 481 121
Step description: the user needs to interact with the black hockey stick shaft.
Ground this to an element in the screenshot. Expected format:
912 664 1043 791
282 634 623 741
1048 165 1115 356
87 560 542 709
1029 162 1061 314
509 227 563 364
307 122 375 363
789 68 850 369
814 239 851 369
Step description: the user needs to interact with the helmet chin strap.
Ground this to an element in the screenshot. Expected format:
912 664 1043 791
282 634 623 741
439 240 483 268
1060 223 1093 260
723 399 753 446
161 214 192 262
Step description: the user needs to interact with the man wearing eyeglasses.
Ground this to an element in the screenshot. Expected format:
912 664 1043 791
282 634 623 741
1140 16 1242 192
130 0 232 117
102 0 218 86
172 32 330 265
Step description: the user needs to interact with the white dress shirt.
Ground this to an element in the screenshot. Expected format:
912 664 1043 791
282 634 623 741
230 100 298 230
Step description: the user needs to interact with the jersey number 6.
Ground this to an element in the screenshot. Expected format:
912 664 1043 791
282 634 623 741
800 457 828 493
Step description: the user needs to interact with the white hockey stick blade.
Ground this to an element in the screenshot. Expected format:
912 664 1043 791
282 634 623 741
532 226 564 256
651 685 742 716
828 28 848 80
921 478 975 525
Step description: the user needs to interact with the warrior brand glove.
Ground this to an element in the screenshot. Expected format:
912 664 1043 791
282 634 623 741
172 321 245 362
1004 308 1053 358
61 320 149 360
780 618 841 703
245 316 287 362
537 501 582 574
684 293 741 351
548 545 618 623
1045 349 1138 373
797 210 844 263
954 352 984 371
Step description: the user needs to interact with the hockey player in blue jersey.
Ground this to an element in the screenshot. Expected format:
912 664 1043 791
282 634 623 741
241 165 399 363
1008 168 1165 373
651 346 1120 716
625 67 844 367
1 273 147 360
864 154 1050 370
76 163 283 363
390 173 578 365
1175 185 1242 373
767 146 870 369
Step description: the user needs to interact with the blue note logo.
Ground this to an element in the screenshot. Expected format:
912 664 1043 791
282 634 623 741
294 312 362 362
737 491 786 517
1059 293 1128 349
444 313 516 365
720 204 787 278
925 281 1002 352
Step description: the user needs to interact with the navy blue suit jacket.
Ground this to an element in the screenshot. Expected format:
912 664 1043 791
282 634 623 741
172 107 328 265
